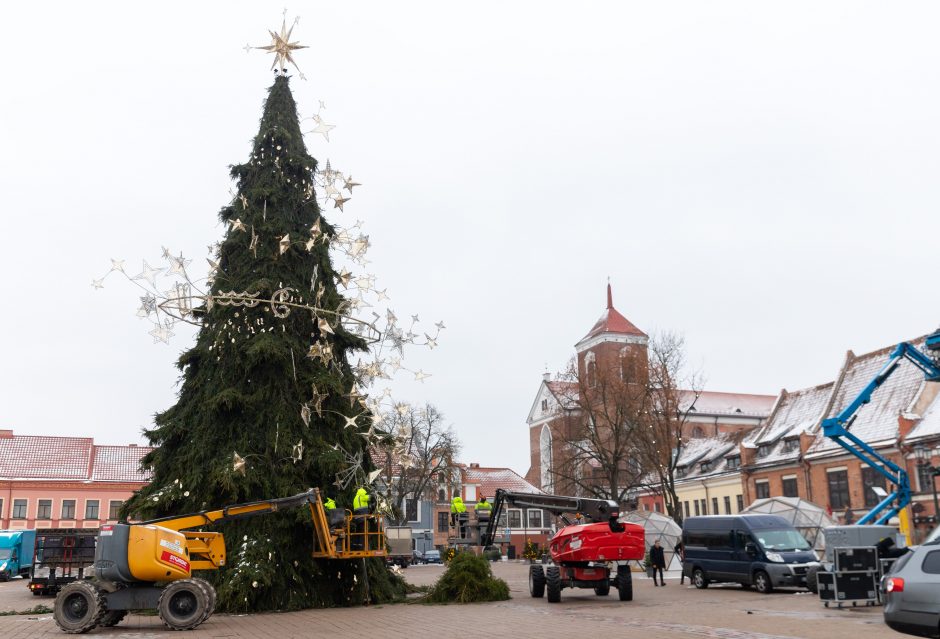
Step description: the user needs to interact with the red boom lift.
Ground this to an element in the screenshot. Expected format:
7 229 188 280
481 489 645 602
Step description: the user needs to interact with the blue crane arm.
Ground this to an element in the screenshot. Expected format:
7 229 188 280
821 339 940 525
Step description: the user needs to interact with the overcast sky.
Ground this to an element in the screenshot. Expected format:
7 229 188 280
2 2 940 476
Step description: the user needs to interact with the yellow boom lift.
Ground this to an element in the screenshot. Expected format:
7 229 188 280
53 488 385 633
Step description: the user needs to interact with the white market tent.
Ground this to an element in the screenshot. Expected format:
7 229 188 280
741 496 836 554
620 510 683 570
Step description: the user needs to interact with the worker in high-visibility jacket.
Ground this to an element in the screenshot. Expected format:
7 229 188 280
353 488 371 512
475 495 492 522
450 495 466 527
352 488 371 550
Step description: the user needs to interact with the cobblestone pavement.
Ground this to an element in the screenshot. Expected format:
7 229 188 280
0 564 890 638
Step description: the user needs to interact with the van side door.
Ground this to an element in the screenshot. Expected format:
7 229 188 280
731 530 755 582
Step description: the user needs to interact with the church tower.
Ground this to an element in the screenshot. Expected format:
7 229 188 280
575 283 649 385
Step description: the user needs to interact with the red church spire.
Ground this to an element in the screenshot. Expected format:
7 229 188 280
607 282 613 310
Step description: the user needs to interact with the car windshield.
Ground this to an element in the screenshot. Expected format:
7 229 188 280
755 529 811 551
0 549 11 560
425 551 440 557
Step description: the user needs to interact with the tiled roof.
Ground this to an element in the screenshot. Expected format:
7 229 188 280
91 445 151 482
0 433 151 482
744 383 833 466
462 466 542 500
578 284 647 343
683 390 776 417
675 432 746 480
807 339 927 457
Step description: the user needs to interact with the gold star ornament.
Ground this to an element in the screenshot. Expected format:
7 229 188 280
254 16 307 77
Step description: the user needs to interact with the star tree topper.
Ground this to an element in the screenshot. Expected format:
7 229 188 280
252 12 307 78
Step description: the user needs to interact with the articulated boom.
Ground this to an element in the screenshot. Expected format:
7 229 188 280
821 333 940 525
482 489 622 548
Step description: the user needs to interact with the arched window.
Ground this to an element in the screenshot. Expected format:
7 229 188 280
585 351 597 388
620 347 632 381
540 425 554 493
691 426 705 439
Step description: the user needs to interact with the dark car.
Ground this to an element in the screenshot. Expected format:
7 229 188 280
884 528 940 637
422 550 442 564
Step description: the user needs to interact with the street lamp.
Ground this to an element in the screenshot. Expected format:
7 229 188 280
915 444 940 527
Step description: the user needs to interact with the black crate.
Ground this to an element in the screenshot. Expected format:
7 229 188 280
834 572 877 601
817 571 836 602
833 546 878 573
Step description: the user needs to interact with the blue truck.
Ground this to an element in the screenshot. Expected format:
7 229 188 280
0 530 36 580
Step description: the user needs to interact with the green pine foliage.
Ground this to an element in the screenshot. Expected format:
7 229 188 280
425 553 510 604
123 76 403 610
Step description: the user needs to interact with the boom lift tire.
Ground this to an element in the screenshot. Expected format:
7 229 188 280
616 565 632 601
594 579 610 596
692 568 709 589
753 570 773 595
529 565 545 598
158 579 211 631
546 566 562 603
192 578 217 622
98 610 127 628
54 581 105 634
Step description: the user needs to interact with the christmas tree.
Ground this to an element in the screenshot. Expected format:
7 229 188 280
123 70 402 610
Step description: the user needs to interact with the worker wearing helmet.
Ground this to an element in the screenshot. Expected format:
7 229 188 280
323 496 344 528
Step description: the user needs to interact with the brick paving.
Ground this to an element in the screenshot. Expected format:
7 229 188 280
0 564 889 638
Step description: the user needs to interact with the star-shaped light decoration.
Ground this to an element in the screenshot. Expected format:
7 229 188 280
233 452 247 475
252 15 308 77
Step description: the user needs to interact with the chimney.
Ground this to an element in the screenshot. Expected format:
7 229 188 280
0 429 13 439
128 443 138 447
542 372 551 382
470 463 480 468
898 413 918 441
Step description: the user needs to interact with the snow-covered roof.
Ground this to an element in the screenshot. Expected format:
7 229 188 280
0 432 151 482
807 339 927 457
907 387 940 441
682 390 776 418
675 433 745 480
462 465 542 499
743 382 834 466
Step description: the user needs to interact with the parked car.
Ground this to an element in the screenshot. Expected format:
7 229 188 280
682 515 820 593
883 529 940 638
422 549 442 564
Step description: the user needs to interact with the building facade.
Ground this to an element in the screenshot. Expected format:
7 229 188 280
0 430 152 530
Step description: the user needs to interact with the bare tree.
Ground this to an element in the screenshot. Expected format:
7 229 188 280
373 402 460 526
550 348 651 505
635 332 703 524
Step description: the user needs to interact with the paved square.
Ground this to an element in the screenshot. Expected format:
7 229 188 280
0 564 890 638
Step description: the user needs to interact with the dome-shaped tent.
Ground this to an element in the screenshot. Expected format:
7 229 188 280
741 496 835 553
620 510 683 570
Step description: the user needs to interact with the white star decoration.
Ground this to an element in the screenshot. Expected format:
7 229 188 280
253 16 308 76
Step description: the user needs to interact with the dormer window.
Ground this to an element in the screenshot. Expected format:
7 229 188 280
783 438 799 453
757 444 772 458
726 456 741 470
676 466 687 478
700 461 712 473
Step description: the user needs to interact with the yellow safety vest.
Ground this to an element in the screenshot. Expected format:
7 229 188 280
353 489 370 510
451 498 466 514
324 498 336 510
476 501 492 511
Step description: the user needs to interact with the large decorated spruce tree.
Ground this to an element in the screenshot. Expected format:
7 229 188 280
124 72 402 610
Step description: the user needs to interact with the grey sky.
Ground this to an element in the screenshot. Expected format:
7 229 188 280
2 2 939 476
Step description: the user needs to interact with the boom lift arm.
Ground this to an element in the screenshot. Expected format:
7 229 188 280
481 489 623 548
821 332 940 525
139 489 321 570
